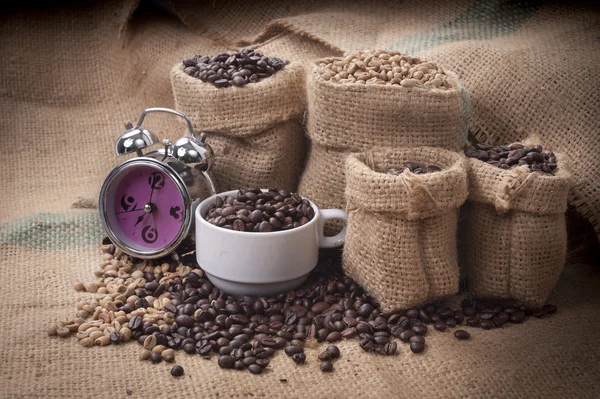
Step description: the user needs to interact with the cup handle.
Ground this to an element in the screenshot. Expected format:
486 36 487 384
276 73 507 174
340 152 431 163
318 209 348 248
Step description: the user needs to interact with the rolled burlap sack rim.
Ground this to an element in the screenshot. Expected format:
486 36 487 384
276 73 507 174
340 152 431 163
345 146 468 219
466 153 571 215
170 62 306 137
307 56 466 151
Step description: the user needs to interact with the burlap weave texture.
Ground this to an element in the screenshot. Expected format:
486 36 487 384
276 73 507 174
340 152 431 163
343 147 468 311
464 156 571 307
171 62 306 191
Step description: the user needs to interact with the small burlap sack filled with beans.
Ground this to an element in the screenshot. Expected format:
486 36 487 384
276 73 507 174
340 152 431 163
170 59 306 191
298 50 468 233
343 147 468 311
464 152 572 307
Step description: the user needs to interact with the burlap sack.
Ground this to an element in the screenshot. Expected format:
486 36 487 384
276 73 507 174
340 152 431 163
464 155 571 307
298 57 467 229
343 147 468 311
170 62 306 191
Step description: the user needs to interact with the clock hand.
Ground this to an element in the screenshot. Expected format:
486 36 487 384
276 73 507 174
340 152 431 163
134 213 147 227
114 207 144 215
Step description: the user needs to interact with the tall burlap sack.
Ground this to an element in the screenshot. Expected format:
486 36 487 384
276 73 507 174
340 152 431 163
464 155 571 307
170 62 306 192
298 57 467 231
342 147 468 311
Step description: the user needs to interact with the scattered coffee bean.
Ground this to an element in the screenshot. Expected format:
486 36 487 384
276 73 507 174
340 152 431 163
218 355 235 369
454 330 470 340
318 351 332 361
182 49 289 88
170 365 184 377
248 364 263 374
326 346 341 359
410 342 425 354
320 361 333 372
291 353 306 364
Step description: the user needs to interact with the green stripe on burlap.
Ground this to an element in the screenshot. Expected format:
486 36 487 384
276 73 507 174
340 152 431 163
0 212 103 249
388 0 542 54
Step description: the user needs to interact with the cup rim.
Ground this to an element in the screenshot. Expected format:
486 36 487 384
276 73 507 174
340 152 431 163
196 189 320 236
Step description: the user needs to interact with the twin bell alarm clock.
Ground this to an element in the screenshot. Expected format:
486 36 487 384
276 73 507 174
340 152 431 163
99 107 220 259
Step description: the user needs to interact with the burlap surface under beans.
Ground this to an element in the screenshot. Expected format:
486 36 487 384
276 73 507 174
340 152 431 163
298 58 466 225
170 62 306 191
343 148 467 311
1 1 599 398
464 156 572 307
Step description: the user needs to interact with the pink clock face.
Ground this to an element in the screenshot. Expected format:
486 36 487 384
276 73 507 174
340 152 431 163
104 163 187 254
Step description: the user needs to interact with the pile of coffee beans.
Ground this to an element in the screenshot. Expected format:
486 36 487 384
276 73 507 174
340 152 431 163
465 143 557 173
49 243 558 377
203 189 315 232
182 49 289 88
317 50 454 89
388 162 441 175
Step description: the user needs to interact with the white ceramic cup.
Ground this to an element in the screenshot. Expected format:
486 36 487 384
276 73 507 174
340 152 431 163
195 190 347 296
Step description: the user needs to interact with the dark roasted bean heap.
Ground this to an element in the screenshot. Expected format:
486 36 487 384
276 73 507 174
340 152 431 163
388 162 442 175
203 188 315 232
56 244 558 376
182 49 289 88
124 252 555 374
465 143 557 173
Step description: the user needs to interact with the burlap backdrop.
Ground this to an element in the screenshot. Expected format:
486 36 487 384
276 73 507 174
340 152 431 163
170 62 306 191
1 1 599 398
298 57 466 231
464 155 572 307
343 148 467 311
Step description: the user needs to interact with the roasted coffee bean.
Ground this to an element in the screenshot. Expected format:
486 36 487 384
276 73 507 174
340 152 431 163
434 321 447 332
326 345 340 359
382 341 397 356
150 352 162 364
359 338 374 352
318 351 332 361
320 361 333 372
284 346 304 357
454 330 470 340
510 311 526 323
205 190 314 232
479 320 493 330
326 331 341 342
412 325 427 336
399 330 416 342
466 317 480 327
170 365 184 377
409 335 425 345
218 355 235 369
248 364 263 374
255 358 269 368
109 332 123 344
129 315 142 331
409 342 425 354
341 327 357 339
183 50 289 87
465 143 556 174
291 353 306 364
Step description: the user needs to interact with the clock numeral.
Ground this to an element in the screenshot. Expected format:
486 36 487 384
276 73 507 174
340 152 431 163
169 206 182 221
141 226 158 244
120 194 137 211
148 172 165 190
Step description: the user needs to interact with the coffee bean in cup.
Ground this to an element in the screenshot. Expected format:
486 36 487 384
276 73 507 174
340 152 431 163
182 49 289 88
388 162 441 175
203 188 315 232
465 143 557 173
